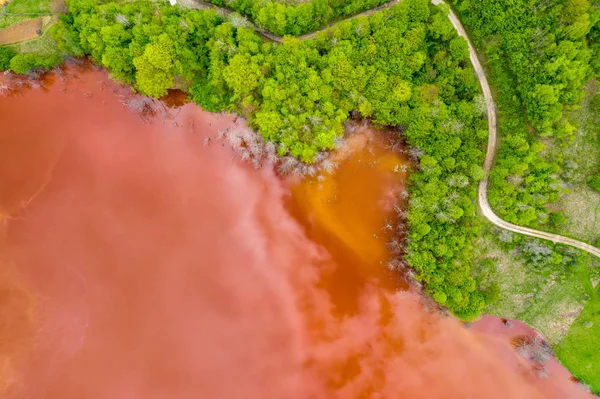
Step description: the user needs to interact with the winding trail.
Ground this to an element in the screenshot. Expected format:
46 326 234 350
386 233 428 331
179 0 600 258
435 1 600 259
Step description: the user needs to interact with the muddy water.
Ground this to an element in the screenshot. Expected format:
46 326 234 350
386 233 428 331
288 130 410 314
0 66 594 398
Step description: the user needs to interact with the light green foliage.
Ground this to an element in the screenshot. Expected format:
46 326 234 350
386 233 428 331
51 14 85 57
556 295 600 395
8 52 62 74
206 0 389 36
133 34 175 97
223 53 262 100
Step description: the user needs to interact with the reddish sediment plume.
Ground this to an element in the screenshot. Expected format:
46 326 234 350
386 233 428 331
0 67 594 398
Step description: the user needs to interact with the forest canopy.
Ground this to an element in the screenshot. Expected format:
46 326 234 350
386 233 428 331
203 0 392 36
450 0 599 228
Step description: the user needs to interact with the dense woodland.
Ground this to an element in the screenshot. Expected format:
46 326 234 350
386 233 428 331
448 0 600 292
450 0 600 228
0 45 62 74
203 0 390 36
452 0 600 305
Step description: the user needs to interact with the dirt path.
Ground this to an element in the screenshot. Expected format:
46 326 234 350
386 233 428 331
0 17 42 45
431 0 600 258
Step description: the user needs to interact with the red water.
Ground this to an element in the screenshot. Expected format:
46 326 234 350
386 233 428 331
0 66 594 398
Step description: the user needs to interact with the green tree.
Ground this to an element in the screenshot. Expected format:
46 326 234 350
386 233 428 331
0 46 16 71
133 34 175 98
223 53 263 101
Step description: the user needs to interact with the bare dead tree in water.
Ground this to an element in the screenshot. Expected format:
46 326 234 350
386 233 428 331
511 335 553 362
153 98 181 120
277 156 300 175
386 238 404 255
264 141 278 164
407 146 425 160
120 97 155 123
216 128 228 140
0 83 10 97
532 363 549 379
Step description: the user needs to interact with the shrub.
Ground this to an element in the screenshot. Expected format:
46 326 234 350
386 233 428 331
0 46 17 71
9 53 62 75
589 174 600 192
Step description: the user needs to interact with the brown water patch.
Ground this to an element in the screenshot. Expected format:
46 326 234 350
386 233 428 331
286 128 410 314
0 66 595 398
159 89 189 108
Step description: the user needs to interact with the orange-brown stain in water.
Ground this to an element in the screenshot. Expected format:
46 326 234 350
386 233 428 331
287 130 410 314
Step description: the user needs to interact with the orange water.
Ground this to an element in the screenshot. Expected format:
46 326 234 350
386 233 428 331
287 130 409 314
0 66 594 398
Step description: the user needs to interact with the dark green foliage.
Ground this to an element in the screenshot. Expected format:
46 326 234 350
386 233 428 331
8 53 62 74
51 14 85 57
57 0 492 319
0 46 17 71
589 174 600 191
549 211 568 227
588 3 600 75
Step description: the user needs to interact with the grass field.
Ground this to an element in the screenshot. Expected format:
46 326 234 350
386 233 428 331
0 15 29 29
478 226 600 393
4 0 52 14
545 80 600 245
5 16 59 54
556 295 600 395
476 228 600 343
0 0 53 29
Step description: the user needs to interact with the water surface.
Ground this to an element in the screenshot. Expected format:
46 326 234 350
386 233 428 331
0 66 593 398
